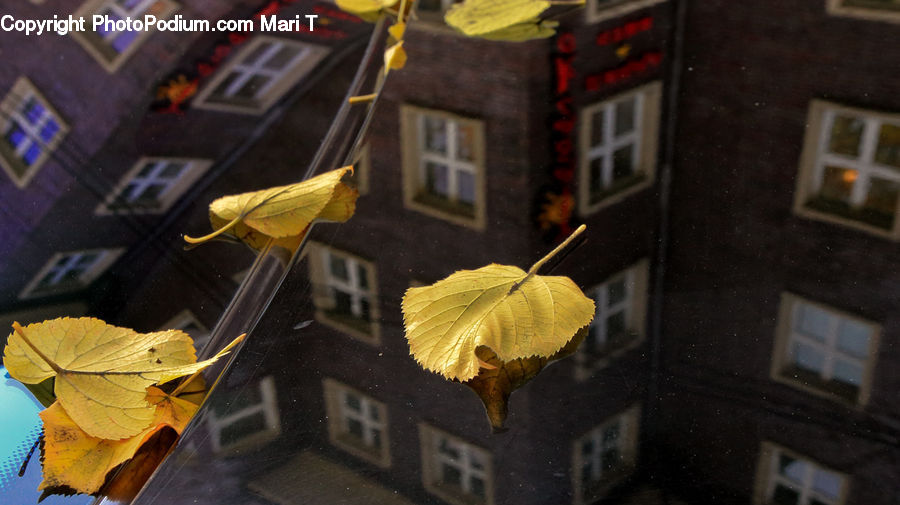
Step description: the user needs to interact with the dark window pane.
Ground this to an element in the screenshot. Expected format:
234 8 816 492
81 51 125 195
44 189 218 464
39 120 59 142
219 412 266 446
590 156 605 194
457 123 476 161
438 439 459 458
233 74 272 99
347 418 364 439
864 177 899 217
601 447 621 471
771 484 800 505
426 162 449 197
607 279 626 306
263 46 301 70
441 463 462 487
828 115 864 156
344 392 361 411
458 170 475 204
612 146 634 181
24 144 42 165
329 256 349 281
615 98 636 135
875 123 900 168
159 162 187 178
606 311 626 339
470 477 485 497
357 264 369 289
243 42 275 65
590 109 605 147
23 99 44 124
371 428 382 448
111 30 139 53
819 165 856 203
333 290 353 315
6 124 28 149
423 116 447 154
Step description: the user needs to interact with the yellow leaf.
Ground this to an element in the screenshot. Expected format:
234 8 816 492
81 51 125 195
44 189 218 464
384 41 407 75
444 0 565 41
3 317 241 439
402 226 593 382
335 0 399 21
186 166 358 252
38 388 198 497
388 21 406 40
464 326 586 431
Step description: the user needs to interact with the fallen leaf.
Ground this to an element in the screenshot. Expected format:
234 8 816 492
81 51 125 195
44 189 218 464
335 0 400 21
38 387 197 497
402 225 593 382
444 0 570 41
464 326 586 432
388 21 406 40
101 427 178 502
384 41 407 75
185 166 358 252
3 317 242 439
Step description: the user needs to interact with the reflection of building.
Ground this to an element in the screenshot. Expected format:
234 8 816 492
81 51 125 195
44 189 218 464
1 1 899 505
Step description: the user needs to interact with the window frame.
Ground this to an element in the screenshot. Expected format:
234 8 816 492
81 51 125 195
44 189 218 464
400 104 487 230
193 36 329 115
307 243 381 344
0 77 69 188
19 248 125 299
753 442 850 505
578 81 662 216
585 0 667 24
71 0 179 73
571 404 641 505
574 259 649 380
206 375 281 454
323 378 391 467
826 0 900 24
96 157 213 215
794 100 900 239
161 309 210 353
770 292 880 406
419 423 495 505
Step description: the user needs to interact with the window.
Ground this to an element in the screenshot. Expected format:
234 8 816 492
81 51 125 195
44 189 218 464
586 0 667 24
795 100 900 238
97 157 212 214
771 293 880 405
161 310 210 352
206 376 281 454
20 248 124 299
419 424 494 505
754 443 848 505
307 243 380 343
578 81 661 215
0 78 68 188
572 405 640 505
826 0 900 23
194 36 329 114
72 0 178 72
323 378 390 467
400 105 486 229
575 260 649 380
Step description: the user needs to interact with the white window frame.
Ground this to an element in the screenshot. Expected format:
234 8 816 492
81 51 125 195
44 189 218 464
323 378 390 467
578 81 661 215
419 424 494 505
572 404 641 505
71 0 179 72
0 77 68 188
586 0 667 24
19 248 125 299
770 293 880 406
207 375 281 454
307 243 381 344
753 442 849 505
96 157 212 215
400 105 487 230
826 0 900 24
575 259 649 380
193 36 329 115
794 100 900 239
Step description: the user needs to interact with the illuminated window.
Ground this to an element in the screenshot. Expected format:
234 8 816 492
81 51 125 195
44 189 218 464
307 243 380 343
575 260 648 379
572 405 640 505
586 0 667 23
771 293 879 404
206 376 281 453
99 157 212 214
420 424 493 505
323 378 390 467
578 81 661 215
194 36 329 114
826 0 900 23
400 105 486 229
0 78 68 187
755 442 848 505
72 0 178 72
795 101 900 238
20 248 124 299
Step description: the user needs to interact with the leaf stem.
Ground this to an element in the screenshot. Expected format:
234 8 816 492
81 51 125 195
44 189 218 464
183 215 242 245
508 225 586 295
12 322 63 374
348 94 377 104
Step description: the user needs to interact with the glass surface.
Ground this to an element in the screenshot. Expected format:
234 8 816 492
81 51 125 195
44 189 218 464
1 4 898 505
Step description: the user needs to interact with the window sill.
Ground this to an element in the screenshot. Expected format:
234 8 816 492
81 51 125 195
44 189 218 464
405 191 485 231
775 366 861 405
316 309 380 345
580 173 652 216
